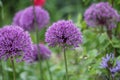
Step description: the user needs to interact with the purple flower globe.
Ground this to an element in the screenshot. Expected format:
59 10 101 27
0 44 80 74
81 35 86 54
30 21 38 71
12 10 23 26
19 6 50 31
84 2 120 30
0 25 33 61
33 44 51 60
45 20 83 47
24 44 51 63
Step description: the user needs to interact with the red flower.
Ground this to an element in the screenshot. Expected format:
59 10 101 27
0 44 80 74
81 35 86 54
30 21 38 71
34 0 46 6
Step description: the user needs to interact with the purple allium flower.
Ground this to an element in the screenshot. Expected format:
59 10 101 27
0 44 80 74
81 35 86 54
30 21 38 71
84 2 120 30
24 44 51 63
101 53 114 68
19 6 49 31
33 44 51 60
45 20 83 47
12 10 23 26
0 25 33 61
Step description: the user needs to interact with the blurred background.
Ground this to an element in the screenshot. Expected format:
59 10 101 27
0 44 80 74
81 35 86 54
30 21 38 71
1 0 120 26
0 0 120 80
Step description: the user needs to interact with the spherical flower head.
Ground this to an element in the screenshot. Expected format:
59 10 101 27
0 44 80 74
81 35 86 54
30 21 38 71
12 10 23 26
101 53 114 68
0 25 33 61
45 20 83 47
84 2 120 30
24 44 51 63
34 0 46 7
19 6 49 31
33 44 51 61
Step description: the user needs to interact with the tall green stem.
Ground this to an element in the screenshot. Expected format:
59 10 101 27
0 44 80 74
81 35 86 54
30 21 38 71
0 61 4 80
63 46 69 80
111 0 114 7
111 77 114 80
36 26 44 80
32 0 44 80
111 0 116 57
10 57 16 80
39 59 44 80
46 60 53 80
0 1 5 80
110 72 114 80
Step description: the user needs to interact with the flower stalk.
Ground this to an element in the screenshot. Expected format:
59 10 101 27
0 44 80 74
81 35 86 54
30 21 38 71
10 57 16 80
0 61 4 80
63 46 69 80
46 60 53 80
32 0 44 80
0 2 4 80
111 0 114 7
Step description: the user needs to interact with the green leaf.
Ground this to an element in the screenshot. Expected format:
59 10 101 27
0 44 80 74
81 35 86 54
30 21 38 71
112 37 120 48
98 33 108 44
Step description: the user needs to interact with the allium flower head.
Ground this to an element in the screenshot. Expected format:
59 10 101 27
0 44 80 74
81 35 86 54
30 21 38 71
84 2 120 30
33 44 51 61
24 44 51 63
45 20 83 47
19 6 49 31
0 25 33 61
12 10 23 26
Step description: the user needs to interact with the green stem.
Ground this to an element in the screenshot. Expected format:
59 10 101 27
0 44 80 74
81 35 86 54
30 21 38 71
36 28 44 80
63 46 69 80
107 29 112 40
0 61 4 80
39 59 44 80
111 77 114 80
76 0 79 13
110 72 114 80
111 0 114 7
108 67 115 80
32 0 44 80
46 60 53 80
5 62 9 80
0 1 5 80
10 57 16 80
